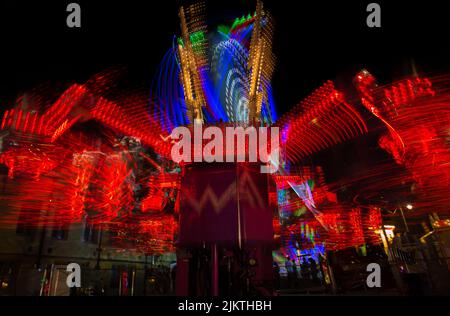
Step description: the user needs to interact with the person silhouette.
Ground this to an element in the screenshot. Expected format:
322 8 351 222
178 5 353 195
309 258 319 283
285 257 294 288
291 259 299 287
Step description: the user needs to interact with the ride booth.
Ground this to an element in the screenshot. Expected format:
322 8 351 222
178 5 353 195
176 162 275 296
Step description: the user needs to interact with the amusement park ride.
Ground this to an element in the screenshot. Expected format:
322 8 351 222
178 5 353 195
0 0 449 295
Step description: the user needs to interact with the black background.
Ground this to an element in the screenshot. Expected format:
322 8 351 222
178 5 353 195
1 0 450 115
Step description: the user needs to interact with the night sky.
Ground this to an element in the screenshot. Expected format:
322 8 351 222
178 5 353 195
1 0 450 114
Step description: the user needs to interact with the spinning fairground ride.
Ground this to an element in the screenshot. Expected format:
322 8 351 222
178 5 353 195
0 1 449 296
